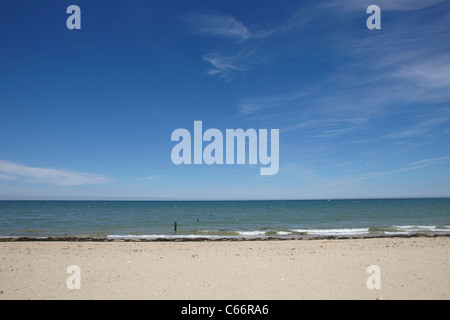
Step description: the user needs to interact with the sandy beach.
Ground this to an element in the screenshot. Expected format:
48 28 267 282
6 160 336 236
0 236 449 300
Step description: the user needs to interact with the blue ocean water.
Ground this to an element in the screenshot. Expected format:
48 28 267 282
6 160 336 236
0 199 449 239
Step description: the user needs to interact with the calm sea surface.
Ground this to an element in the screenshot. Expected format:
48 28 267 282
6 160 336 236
0 199 449 239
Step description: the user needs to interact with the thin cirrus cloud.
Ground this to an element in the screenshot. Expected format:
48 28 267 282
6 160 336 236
182 13 253 78
235 0 449 141
135 175 165 182
408 155 450 166
0 159 114 187
202 49 254 79
383 116 450 139
182 13 250 41
184 1 449 82
183 11 311 79
321 155 450 188
182 10 313 41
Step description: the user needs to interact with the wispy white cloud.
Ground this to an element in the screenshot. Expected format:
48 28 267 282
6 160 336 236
235 0 450 150
237 87 373 138
337 2 450 100
183 10 312 42
184 10 316 79
322 155 450 188
0 159 113 186
249 9 316 40
0 173 17 181
135 175 165 182
408 155 450 166
395 57 450 92
182 13 250 41
383 116 450 139
238 91 306 115
202 50 253 79
309 127 357 138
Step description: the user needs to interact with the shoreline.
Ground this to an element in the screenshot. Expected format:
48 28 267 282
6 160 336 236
0 233 449 242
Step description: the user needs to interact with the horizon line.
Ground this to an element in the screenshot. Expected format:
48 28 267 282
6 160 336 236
1 197 449 202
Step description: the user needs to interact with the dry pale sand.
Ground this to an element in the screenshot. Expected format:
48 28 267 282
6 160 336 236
0 236 449 300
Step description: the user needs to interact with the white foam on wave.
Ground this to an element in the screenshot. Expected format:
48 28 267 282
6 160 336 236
107 234 230 240
292 228 370 236
236 231 267 236
108 230 293 239
389 225 450 233
107 225 450 239
0 235 50 239
395 225 436 230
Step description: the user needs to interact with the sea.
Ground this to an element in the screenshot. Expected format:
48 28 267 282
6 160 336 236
0 198 449 240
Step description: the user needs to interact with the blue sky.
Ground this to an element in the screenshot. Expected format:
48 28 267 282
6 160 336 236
0 0 449 200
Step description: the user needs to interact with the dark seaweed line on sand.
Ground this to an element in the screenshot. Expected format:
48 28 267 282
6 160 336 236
0 233 449 242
